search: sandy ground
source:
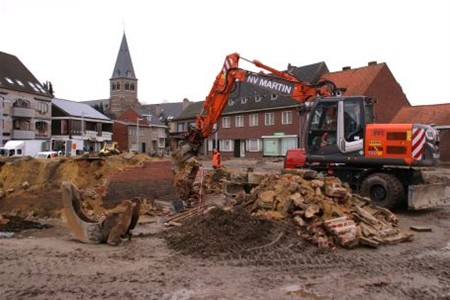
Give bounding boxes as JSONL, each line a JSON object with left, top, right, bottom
{"left": 0, "top": 158, "right": 449, "bottom": 300}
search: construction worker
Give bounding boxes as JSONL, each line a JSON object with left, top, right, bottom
{"left": 212, "top": 148, "right": 222, "bottom": 169}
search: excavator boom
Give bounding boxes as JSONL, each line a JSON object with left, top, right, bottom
{"left": 173, "top": 53, "right": 338, "bottom": 165}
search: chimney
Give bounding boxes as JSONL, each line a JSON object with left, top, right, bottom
{"left": 342, "top": 66, "right": 351, "bottom": 71}
{"left": 182, "top": 98, "right": 191, "bottom": 109}
{"left": 368, "top": 61, "right": 377, "bottom": 66}
{"left": 155, "top": 104, "right": 163, "bottom": 116}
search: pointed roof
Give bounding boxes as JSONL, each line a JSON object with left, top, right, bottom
{"left": 0, "top": 51, "right": 53, "bottom": 97}
{"left": 111, "top": 33, "right": 136, "bottom": 80}
{"left": 320, "top": 63, "right": 385, "bottom": 95}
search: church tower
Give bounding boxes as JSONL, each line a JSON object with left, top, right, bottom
{"left": 109, "top": 32, "right": 138, "bottom": 114}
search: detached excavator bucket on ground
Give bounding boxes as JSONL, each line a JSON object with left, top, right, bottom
{"left": 61, "top": 182, "right": 140, "bottom": 246}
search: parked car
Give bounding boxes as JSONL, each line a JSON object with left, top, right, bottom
{"left": 34, "top": 151, "right": 59, "bottom": 159}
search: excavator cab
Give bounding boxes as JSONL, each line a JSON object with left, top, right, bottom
{"left": 306, "top": 96, "right": 374, "bottom": 161}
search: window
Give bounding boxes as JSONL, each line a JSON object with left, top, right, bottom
{"left": 255, "top": 96, "right": 262, "bottom": 102}
{"left": 222, "top": 117, "right": 231, "bottom": 128}
{"left": 344, "top": 99, "right": 363, "bottom": 142}
{"left": 282, "top": 111, "right": 292, "bottom": 125}
{"left": 241, "top": 98, "right": 248, "bottom": 104}
{"left": 177, "top": 123, "right": 185, "bottom": 132}
{"left": 5, "top": 77, "right": 14, "bottom": 84}
{"left": 37, "top": 102, "right": 49, "bottom": 114}
{"left": 158, "top": 138, "right": 165, "bottom": 147}
{"left": 235, "top": 115, "right": 244, "bottom": 127}
{"left": 27, "top": 81, "right": 39, "bottom": 92}
{"left": 265, "top": 113, "right": 274, "bottom": 126}
{"left": 125, "top": 82, "right": 130, "bottom": 90}
{"left": 220, "top": 139, "right": 233, "bottom": 151}
{"left": 249, "top": 114, "right": 259, "bottom": 127}
{"left": 270, "top": 93, "right": 278, "bottom": 100}
{"left": 130, "top": 83, "right": 135, "bottom": 90}
{"left": 247, "top": 139, "right": 261, "bottom": 152}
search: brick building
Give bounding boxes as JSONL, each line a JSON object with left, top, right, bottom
{"left": 321, "top": 62, "right": 410, "bottom": 123}
{"left": 391, "top": 103, "right": 450, "bottom": 161}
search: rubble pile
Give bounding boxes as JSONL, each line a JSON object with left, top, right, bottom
{"left": 236, "top": 170, "right": 414, "bottom": 249}
{"left": 173, "top": 157, "right": 201, "bottom": 202}
{"left": 201, "top": 168, "right": 232, "bottom": 194}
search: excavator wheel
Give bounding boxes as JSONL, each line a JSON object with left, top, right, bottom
{"left": 360, "top": 173, "right": 404, "bottom": 209}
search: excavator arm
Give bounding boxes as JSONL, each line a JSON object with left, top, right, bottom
{"left": 173, "top": 52, "right": 338, "bottom": 165}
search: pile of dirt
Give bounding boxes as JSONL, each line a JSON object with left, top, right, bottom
{"left": 0, "top": 154, "right": 162, "bottom": 217}
{"left": 164, "top": 207, "right": 278, "bottom": 258}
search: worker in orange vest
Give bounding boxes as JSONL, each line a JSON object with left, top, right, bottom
{"left": 212, "top": 148, "right": 222, "bottom": 169}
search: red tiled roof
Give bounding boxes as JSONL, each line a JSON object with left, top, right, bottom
{"left": 391, "top": 104, "right": 450, "bottom": 125}
{"left": 321, "top": 63, "right": 385, "bottom": 95}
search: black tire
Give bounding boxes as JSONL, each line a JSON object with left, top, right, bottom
{"left": 360, "top": 173, "right": 404, "bottom": 209}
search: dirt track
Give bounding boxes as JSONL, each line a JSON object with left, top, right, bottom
{"left": 0, "top": 206, "right": 449, "bottom": 300}
{"left": 0, "top": 158, "right": 449, "bottom": 299}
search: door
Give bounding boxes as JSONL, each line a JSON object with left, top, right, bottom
{"left": 338, "top": 97, "right": 365, "bottom": 154}
{"left": 234, "top": 139, "right": 241, "bottom": 157}
{"left": 240, "top": 140, "right": 245, "bottom": 157}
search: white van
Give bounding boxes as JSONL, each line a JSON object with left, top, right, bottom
{"left": 34, "top": 151, "right": 59, "bottom": 159}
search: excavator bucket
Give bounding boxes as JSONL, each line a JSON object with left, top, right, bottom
{"left": 61, "top": 181, "right": 140, "bottom": 245}
{"left": 408, "top": 183, "right": 450, "bottom": 210}
{"left": 171, "top": 143, "right": 196, "bottom": 170}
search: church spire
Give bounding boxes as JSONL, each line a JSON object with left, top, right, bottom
{"left": 111, "top": 32, "right": 136, "bottom": 80}
{"left": 109, "top": 32, "right": 139, "bottom": 114}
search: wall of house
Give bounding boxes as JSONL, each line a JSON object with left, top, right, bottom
{"left": 113, "top": 122, "right": 129, "bottom": 151}
{"left": 439, "top": 129, "right": 450, "bottom": 162}
{"left": 212, "top": 107, "right": 301, "bottom": 158}
{"left": 366, "top": 66, "right": 410, "bottom": 123}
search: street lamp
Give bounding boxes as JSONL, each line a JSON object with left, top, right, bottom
{"left": 136, "top": 118, "right": 143, "bottom": 153}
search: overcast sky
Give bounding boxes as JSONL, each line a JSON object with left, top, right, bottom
{"left": 1, "top": 0, "right": 449, "bottom": 106}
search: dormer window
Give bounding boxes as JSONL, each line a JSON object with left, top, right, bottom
{"left": 241, "top": 97, "right": 248, "bottom": 104}
{"left": 5, "top": 77, "right": 14, "bottom": 84}
{"left": 271, "top": 93, "right": 278, "bottom": 100}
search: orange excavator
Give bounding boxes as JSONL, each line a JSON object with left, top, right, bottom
{"left": 173, "top": 53, "right": 448, "bottom": 210}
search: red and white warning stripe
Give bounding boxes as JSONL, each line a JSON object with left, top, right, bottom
{"left": 412, "top": 127, "right": 425, "bottom": 160}
{"left": 222, "top": 57, "right": 234, "bottom": 74}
